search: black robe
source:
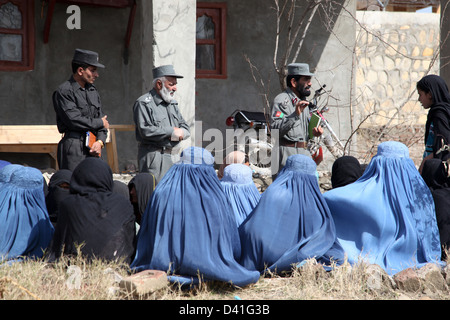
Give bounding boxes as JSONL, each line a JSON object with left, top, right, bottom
{"left": 127, "top": 173, "right": 156, "bottom": 225}
{"left": 45, "top": 169, "right": 72, "bottom": 227}
{"left": 419, "top": 75, "right": 450, "bottom": 160}
{"left": 50, "top": 158, "right": 136, "bottom": 263}
{"left": 421, "top": 158, "right": 450, "bottom": 259}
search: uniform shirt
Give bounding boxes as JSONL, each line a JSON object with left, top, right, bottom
{"left": 270, "top": 87, "right": 310, "bottom": 142}
{"left": 133, "top": 88, "right": 190, "bottom": 148}
{"left": 52, "top": 76, "right": 107, "bottom": 143}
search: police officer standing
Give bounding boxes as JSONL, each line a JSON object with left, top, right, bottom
{"left": 270, "top": 63, "right": 323, "bottom": 177}
{"left": 52, "top": 48, "right": 109, "bottom": 172}
{"left": 133, "top": 65, "right": 190, "bottom": 183}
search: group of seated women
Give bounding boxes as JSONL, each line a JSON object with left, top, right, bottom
{"left": 0, "top": 140, "right": 447, "bottom": 287}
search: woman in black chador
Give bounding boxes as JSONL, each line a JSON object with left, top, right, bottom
{"left": 50, "top": 158, "right": 136, "bottom": 263}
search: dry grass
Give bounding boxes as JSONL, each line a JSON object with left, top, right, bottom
{"left": 1, "top": 254, "right": 448, "bottom": 301}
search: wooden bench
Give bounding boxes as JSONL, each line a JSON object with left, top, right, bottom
{"left": 0, "top": 124, "right": 135, "bottom": 173}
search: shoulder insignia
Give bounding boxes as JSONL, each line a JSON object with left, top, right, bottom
{"left": 273, "top": 110, "right": 284, "bottom": 118}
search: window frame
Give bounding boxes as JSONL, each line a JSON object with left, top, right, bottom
{"left": 0, "top": 0, "right": 35, "bottom": 71}
{"left": 196, "top": 2, "right": 227, "bottom": 79}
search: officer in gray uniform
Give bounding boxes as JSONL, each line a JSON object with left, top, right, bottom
{"left": 53, "top": 48, "right": 109, "bottom": 172}
{"left": 133, "top": 65, "right": 190, "bottom": 183}
{"left": 270, "top": 63, "right": 323, "bottom": 177}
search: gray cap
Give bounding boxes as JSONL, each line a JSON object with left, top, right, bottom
{"left": 152, "top": 64, "right": 183, "bottom": 79}
{"left": 287, "top": 63, "right": 314, "bottom": 77}
{"left": 72, "top": 49, "right": 105, "bottom": 68}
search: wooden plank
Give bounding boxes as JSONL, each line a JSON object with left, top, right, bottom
{"left": 0, "top": 124, "right": 134, "bottom": 173}
{"left": 0, "top": 125, "right": 61, "bottom": 144}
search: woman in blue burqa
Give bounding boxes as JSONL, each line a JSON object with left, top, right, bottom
{"left": 323, "top": 141, "right": 443, "bottom": 275}
{"left": 130, "top": 147, "right": 260, "bottom": 287}
{"left": 0, "top": 164, "right": 54, "bottom": 262}
{"left": 238, "top": 154, "right": 345, "bottom": 273}
{"left": 220, "top": 163, "right": 261, "bottom": 226}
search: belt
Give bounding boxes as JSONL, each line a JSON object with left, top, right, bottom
{"left": 63, "top": 131, "right": 85, "bottom": 139}
{"left": 280, "top": 138, "right": 306, "bottom": 148}
{"left": 160, "top": 147, "right": 173, "bottom": 154}
{"left": 139, "top": 143, "right": 173, "bottom": 154}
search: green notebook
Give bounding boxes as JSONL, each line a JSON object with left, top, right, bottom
{"left": 308, "top": 113, "right": 322, "bottom": 139}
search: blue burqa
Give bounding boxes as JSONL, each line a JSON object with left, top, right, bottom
{"left": 323, "top": 141, "right": 443, "bottom": 275}
{"left": 220, "top": 164, "right": 261, "bottom": 226}
{"left": 238, "top": 154, "right": 345, "bottom": 273}
{"left": 0, "top": 165, "right": 54, "bottom": 261}
{"left": 130, "top": 147, "right": 260, "bottom": 287}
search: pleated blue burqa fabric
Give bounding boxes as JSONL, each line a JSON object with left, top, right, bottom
{"left": 0, "top": 165, "right": 54, "bottom": 261}
{"left": 323, "top": 141, "right": 443, "bottom": 275}
{"left": 238, "top": 154, "right": 345, "bottom": 273}
{"left": 130, "top": 147, "right": 260, "bottom": 287}
{"left": 220, "top": 163, "right": 261, "bottom": 226}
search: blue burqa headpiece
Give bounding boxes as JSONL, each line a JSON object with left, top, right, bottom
{"left": 323, "top": 141, "right": 443, "bottom": 275}
{"left": 0, "top": 165, "right": 54, "bottom": 262}
{"left": 0, "top": 160, "right": 11, "bottom": 171}
{"left": 220, "top": 163, "right": 261, "bottom": 226}
{"left": 238, "top": 154, "right": 345, "bottom": 273}
{"left": 130, "top": 147, "right": 260, "bottom": 287}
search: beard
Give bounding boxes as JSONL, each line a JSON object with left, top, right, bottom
{"left": 160, "top": 85, "right": 175, "bottom": 103}
{"left": 298, "top": 86, "right": 311, "bottom": 98}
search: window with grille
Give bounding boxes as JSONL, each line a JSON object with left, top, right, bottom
{"left": 0, "top": 0, "right": 34, "bottom": 71}
{"left": 196, "top": 2, "right": 226, "bottom": 79}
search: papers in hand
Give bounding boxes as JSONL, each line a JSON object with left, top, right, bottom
{"left": 86, "top": 131, "right": 101, "bottom": 156}
{"left": 308, "top": 113, "right": 322, "bottom": 139}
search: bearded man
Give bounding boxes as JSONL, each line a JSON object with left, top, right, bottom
{"left": 133, "top": 65, "right": 190, "bottom": 183}
{"left": 270, "top": 63, "right": 324, "bottom": 178}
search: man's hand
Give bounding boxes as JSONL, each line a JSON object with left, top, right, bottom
{"left": 172, "top": 127, "right": 184, "bottom": 141}
{"left": 312, "top": 126, "right": 324, "bottom": 137}
{"left": 295, "top": 100, "right": 309, "bottom": 116}
{"left": 102, "top": 115, "right": 110, "bottom": 129}
{"left": 89, "top": 141, "right": 103, "bottom": 157}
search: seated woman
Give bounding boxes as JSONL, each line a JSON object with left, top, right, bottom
{"left": 127, "top": 172, "right": 156, "bottom": 225}
{"left": 238, "top": 154, "right": 345, "bottom": 274}
{"left": 49, "top": 158, "right": 136, "bottom": 264}
{"left": 217, "top": 150, "right": 249, "bottom": 179}
{"left": 220, "top": 163, "right": 261, "bottom": 226}
{"left": 0, "top": 164, "right": 54, "bottom": 262}
{"left": 131, "top": 147, "right": 260, "bottom": 287}
{"left": 324, "top": 141, "right": 442, "bottom": 275}
{"left": 331, "top": 155, "right": 364, "bottom": 189}
{"left": 45, "top": 169, "right": 72, "bottom": 228}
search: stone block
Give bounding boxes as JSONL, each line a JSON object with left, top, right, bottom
{"left": 393, "top": 268, "right": 421, "bottom": 292}
{"left": 416, "top": 263, "right": 448, "bottom": 293}
{"left": 119, "top": 270, "right": 168, "bottom": 297}
{"left": 365, "top": 264, "right": 396, "bottom": 293}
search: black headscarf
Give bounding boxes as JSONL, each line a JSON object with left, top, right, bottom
{"left": 45, "top": 169, "right": 72, "bottom": 227}
{"left": 331, "top": 156, "right": 364, "bottom": 189}
{"left": 50, "top": 158, "right": 136, "bottom": 263}
{"left": 128, "top": 173, "right": 156, "bottom": 224}
{"left": 417, "top": 75, "right": 450, "bottom": 157}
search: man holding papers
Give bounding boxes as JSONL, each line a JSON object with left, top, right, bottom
{"left": 270, "top": 63, "right": 324, "bottom": 178}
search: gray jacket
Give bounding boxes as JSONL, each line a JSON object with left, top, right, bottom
{"left": 270, "top": 87, "right": 310, "bottom": 142}
{"left": 133, "top": 88, "right": 190, "bottom": 149}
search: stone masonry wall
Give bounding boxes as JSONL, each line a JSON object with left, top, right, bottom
{"left": 353, "top": 11, "right": 440, "bottom": 166}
